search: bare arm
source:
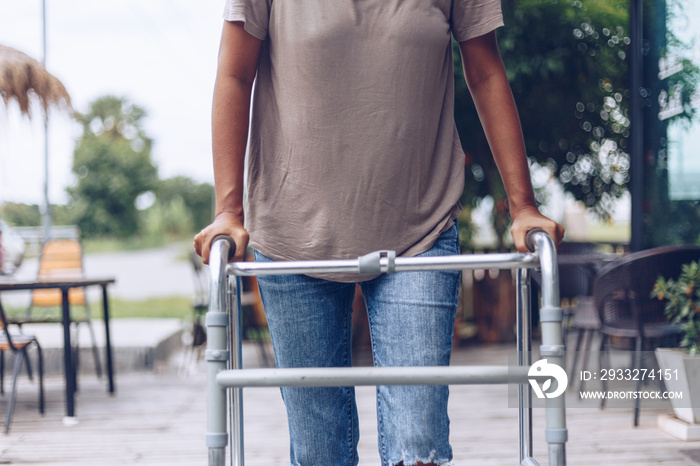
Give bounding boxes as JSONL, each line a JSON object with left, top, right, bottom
{"left": 458, "top": 31, "right": 564, "bottom": 251}
{"left": 194, "top": 21, "right": 262, "bottom": 263}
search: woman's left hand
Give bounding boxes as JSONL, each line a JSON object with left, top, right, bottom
{"left": 509, "top": 206, "right": 565, "bottom": 253}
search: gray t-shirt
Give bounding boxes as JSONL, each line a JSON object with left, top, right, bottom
{"left": 223, "top": 0, "right": 503, "bottom": 282}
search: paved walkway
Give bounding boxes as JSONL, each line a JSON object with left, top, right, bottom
{"left": 1, "top": 343, "right": 698, "bottom": 465}
{"left": 17, "top": 319, "right": 185, "bottom": 376}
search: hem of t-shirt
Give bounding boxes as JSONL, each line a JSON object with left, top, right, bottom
{"left": 248, "top": 239, "right": 381, "bottom": 283}
{"left": 452, "top": 16, "right": 504, "bottom": 43}
{"left": 223, "top": 6, "right": 267, "bottom": 41}
{"left": 399, "top": 202, "right": 462, "bottom": 259}
{"left": 248, "top": 202, "right": 462, "bottom": 284}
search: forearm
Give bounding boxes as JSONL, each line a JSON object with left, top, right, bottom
{"left": 459, "top": 32, "right": 564, "bottom": 250}
{"left": 468, "top": 71, "right": 537, "bottom": 214}
{"left": 193, "top": 21, "right": 261, "bottom": 263}
{"left": 210, "top": 20, "right": 262, "bottom": 219}
{"left": 211, "top": 74, "right": 252, "bottom": 218}
{"left": 459, "top": 32, "right": 537, "bottom": 214}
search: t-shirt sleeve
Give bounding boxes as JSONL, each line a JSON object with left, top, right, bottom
{"left": 223, "top": 0, "right": 270, "bottom": 41}
{"left": 451, "top": 0, "right": 504, "bottom": 43}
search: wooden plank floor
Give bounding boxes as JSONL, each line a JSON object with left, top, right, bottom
{"left": 1, "top": 343, "right": 698, "bottom": 465}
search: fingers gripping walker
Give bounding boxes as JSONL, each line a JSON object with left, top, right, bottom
{"left": 206, "top": 231, "right": 567, "bottom": 466}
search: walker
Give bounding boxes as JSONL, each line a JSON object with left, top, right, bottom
{"left": 205, "top": 230, "right": 567, "bottom": 466}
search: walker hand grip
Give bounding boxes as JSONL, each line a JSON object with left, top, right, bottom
{"left": 525, "top": 228, "right": 548, "bottom": 253}
{"left": 212, "top": 235, "right": 236, "bottom": 261}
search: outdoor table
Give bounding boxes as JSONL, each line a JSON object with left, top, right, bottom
{"left": 0, "top": 276, "right": 116, "bottom": 421}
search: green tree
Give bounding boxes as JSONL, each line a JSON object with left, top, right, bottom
{"left": 136, "top": 176, "right": 214, "bottom": 241}
{"left": 0, "top": 202, "right": 41, "bottom": 227}
{"left": 68, "top": 96, "right": 157, "bottom": 237}
{"left": 154, "top": 176, "right": 214, "bottom": 232}
{"left": 0, "top": 202, "right": 77, "bottom": 228}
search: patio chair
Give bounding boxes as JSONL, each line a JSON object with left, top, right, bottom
{"left": 20, "top": 238, "right": 102, "bottom": 378}
{"left": 593, "top": 244, "right": 700, "bottom": 426}
{"left": 559, "top": 254, "right": 599, "bottom": 333}
{"left": 182, "top": 251, "right": 210, "bottom": 367}
{"left": 567, "top": 295, "right": 600, "bottom": 392}
{"left": 532, "top": 242, "right": 604, "bottom": 387}
{"left": 556, "top": 243, "right": 609, "bottom": 389}
{"left": 0, "top": 300, "right": 45, "bottom": 434}
{"left": 185, "top": 251, "right": 271, "bottom": 368}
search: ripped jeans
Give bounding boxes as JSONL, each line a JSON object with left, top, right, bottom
{"left": 254, "top": 222, "right": 460, "bottom": 466}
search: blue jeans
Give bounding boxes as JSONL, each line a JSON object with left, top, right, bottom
{"left": 254, "top": 222, "right": 460, "bottom": 466}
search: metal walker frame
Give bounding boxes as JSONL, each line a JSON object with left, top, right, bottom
{"left": 206, "top": 231, "right": 567, "bottom": 466}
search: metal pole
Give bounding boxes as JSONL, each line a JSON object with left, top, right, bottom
{"left": 227, "top": 252, "right": 539, "bottom": 277}
{"left": 41, "top": 0, "right": 51, "bottom": 243}
{"left": 207, "top": 239, "right": 232, "bottom": 466}
{"left": 228, "top": 276, "right": 244, "bottom": 466}
{"left": 530, "top": 232, "right": 567, "bottom": 466}
{"left": 516, "top": 268, "right": 535, "bottom": 464}
{"left": 629, "top": 0, "right": 644, "bottom": 252}
{"left": 217, "top": 366, "right": 531, "bottom": 388}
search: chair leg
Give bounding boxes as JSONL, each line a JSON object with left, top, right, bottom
{"left": 21, "top": 350, "right": 34, "bottom": 382}
{"left": 35, "top": 342, "right": 45, "bottom": 415}
{"left": 568, "top": 328, "right": 584, "bottom": 391}
{"left": 65, "top": 305, "right": 103, "bottom": 382}
{"left": 86, "top": 321, "right": 103, "bottom": 378}
{"left": 5, "top": 352, "right": 24, "bottom": 434}
{"left": 82, "top": 302, "right": 104, "bottom": 378}
{"left": 15, "top": 322, "right": 34, "bottom": 381}
{"left": 0, "top": 350, "right": 4, "bottom": 395}
{"left": 85, "top": 297, "right": 102, "bottom": 379}
{"left": 599, "top": 334, "right": 608, "bottom": 409}
{"left": 579, "top": 329, "right": 595, "bottom": 393}
{"left": 633, "top": 337, "right": 643, "bottom": 427}
{"left": 562, "top": 307, "right": 574, "bottom": 346}
{"left": 71, "top": 323, "right": 81, "bottom": 393}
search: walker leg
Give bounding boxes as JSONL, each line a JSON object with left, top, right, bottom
{"left": 228, "top": 277, "right": 245, "bottom": 466}
{"left": 206, "top": 238, "right": 235, "bottom": 466}
{"left": 549, "top": 444, "right": 566, "bottom": 466}
{"left": 516, "top": 268, "right": 534, "bottom": 464}
{"left": 532, "top": 233, "right": 568, "bottom": 466}
{"left": 209, "top": 448, "right": 226, "bottom": 466}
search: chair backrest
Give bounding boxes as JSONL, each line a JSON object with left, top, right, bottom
{"left": 553, "top": 242, "right": 608, "bottom": 303}
{"left": 31, "top": 238, "right": 86, "bottom": 307}
{"left": 558, "top": 262, "right": 598, "bottom": 302}
{"left": 558, "top": 242, "right": 600, "bottom": 255}
{"left": 593, "top": 245, "right": 700, "bottom": 331}
{"left": 189, "top": 251, "right": 209, "bottom": 308}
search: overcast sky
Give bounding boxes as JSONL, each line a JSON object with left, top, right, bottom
{"left": 0, "top": 0, "right": 226, "bottom": 205}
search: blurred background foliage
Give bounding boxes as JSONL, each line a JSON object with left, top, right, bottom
{"left": 456, "top": 0, "right": 633, "bottom": 249}
{"left": 69, "top": 96, "right": 158, "bottom": 238}
{"left": 0, "top": 95, "right": 213, "bottom": 247}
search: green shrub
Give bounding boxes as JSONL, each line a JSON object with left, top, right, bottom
{"left": 652, "top": 260, "right": 700, "bottom": 353}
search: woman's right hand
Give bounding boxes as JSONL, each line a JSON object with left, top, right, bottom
{"left": 193, "top": 211, "right": 250, "bottom": 264}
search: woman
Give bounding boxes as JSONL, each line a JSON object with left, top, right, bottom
{"left": 194, "top": 1, "right": 564, "bottom": 465}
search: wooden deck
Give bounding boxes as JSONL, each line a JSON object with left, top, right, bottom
{"left": 1, "top": 342, "right": 699, "bottom": 465}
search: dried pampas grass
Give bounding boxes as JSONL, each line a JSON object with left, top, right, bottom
{"left": 0, "top": 44, "right": 72, "bottom": 118}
